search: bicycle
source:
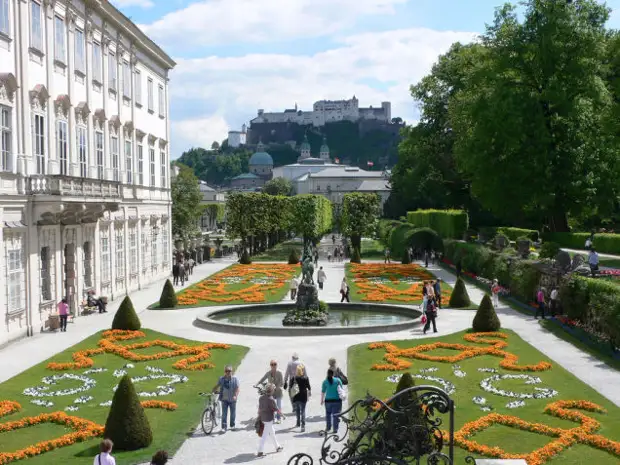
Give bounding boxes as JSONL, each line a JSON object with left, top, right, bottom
{"left": 199, "top": 392, "right": 221, "bottom": 435}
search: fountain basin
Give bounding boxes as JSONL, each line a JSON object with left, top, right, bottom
{"left": 194, "top": 303, "right": 421, "bottom": 336}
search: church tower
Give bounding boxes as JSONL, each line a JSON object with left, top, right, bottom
{"left": 298, "top": 134, "right": 311, "bottom": 161}
{"left": 319, "top": 136, "right": 330, "bottom": 160}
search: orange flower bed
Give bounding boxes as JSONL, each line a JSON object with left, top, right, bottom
{"left": 176, "top": 264, "right": 299, "bottom": 305}
{"left": 0, "top": 410, "right": 104, "bottom": 464}
{"left": 47, "top": 329, "right": 230, "bottom": 371}
{"left": 141, "top": 400, "right": 178, "bottom": 411}
{"left": 348, "top": 263, "right": 451, "bottom": 302}
{"left": 449, "top": 399, "right": 620, "bottom": 465}
{"left": 369, "top": 332, "right": 552, "bottom": 372}
{"left": 0, "top": 401, "right": 20, "bottom": 418}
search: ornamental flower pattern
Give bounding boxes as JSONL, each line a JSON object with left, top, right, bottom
{"left": 46, "top": 329, "right": 231, "bottom": 371}
{"left": 348, "top": 263, "right": 452, "bottom": 303}
{"left": 176, "top": 264, "right": 299, "bottom": 305}
{"left": 480, "top": 374, "right": 558, "bottom": 400}
{"left": 23, "top": 374, "right": 96, "bottom": 398}
{"left": 369, "top": 332, "right": 552, "bottom": 372}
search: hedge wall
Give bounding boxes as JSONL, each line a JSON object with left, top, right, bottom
{"left": 443, "top": 240, "right": 540, "bottom": 302}
{"left": 543, "top": 232, "right": 620, "bottom": 255}
{"left": 560, "top": 275, "right": 620, "bottom": 347}
{"left": 380, "top": 220, "right": 443, "bottom": 259}
{"left": 497, "top": 227, "right": 539, "bottom": 242}
{"left": 406, "top": 209, "right": 469, "bottom": 239}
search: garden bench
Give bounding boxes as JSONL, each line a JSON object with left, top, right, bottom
{"left": 80, "top": 300, "right": 98, "bottom": 316}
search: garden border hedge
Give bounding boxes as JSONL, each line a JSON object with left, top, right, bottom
{"left": 543, "top": 232, "right": 620, "bottom": 255}
{"left": 406, "top": 209, "right": 468, "bottom": 239}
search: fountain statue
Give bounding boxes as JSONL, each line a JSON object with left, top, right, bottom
{"left": 283, "top": 242, "right": 328, "bottom": 326}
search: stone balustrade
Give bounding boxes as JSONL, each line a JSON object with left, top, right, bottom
{"left": 26, "top": 175, "right": 122, "bottom": 198}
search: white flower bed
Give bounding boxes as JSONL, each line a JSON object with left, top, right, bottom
{"left": 113, "top": 369, "right": 128, "bottom": 378}
{"left": 385, "top": 369, "right": 456, "bottom": 395}
{"left": 99, "top": 400, "right": 112, "bottom": 407}
{"left": 506, "top": 400, "right": 526, "bottom": 409}
{"left": 478, "top": 368, "right": 498, "bottom": 373}
{"left": 111, "top": 365, "right": 188, "bottom": 397}
{"left": 480, "top": 374, "right": 558, "bottom": 400}
{"left": 64, "top": 405, "right": 79, "bottom": 412}
{"left": 74, "top": 395, "right": 93, "bottom": 404}
{"left": 30, "top": 399, "right": 54, "bottom": 407}
{"left": 23, "top": 373, "right": 96, "bottom": 398}
{"left": 419, "top": 367, "right": 438, "bottom": 374}
{"left": 472, "top": 396, "right": 487, "bottom": 405}
{"left": 452, "top": 365, "right": 466, "bottom": 378}
{"left": 84, "top": 368, "right": 108, "bottom": 374}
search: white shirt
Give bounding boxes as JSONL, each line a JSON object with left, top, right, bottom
{"left": 285, "top": 359, "right": 308, "bottom": 384}
{"left": 550, "top": 289, "right": 558, "bottom": 300}
{"left": 585, "top": 239, "right": 592, "bottom": 247}
{"left": 290, "top": 278, "right": 299, "bottom": 289}
{"left": 94, "top": 453, "right": 116, "bottom": 465}
{"left": 317, "top": 270, "right": 327, "bottom": 283}
{"left": 341, "top": 281, "right": 348, "bottom": 292}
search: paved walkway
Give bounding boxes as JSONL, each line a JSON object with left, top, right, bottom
{"left": 2, "top": 249, "right": 620, "bottom": 464}
{"left": 562, "top": 247, "right": 620, "bottom": 260}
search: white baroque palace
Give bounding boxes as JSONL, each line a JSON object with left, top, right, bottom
{"left": 0, "top": 0, "right": 175, "bottom": 345}
{"left": 249, "top": 96, "right": 392, "bottom": 127}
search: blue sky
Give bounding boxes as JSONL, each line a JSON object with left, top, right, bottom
{"left": 111, "top": 0, "right": 620, "bottom": 157}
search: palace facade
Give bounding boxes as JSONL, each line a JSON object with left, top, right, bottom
{"left": 0, "top": 0, "right": 175, "bottom": 345}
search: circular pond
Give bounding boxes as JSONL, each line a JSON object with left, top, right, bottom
{"left": 194, "top": 303, "right": 421, "bottom": 336}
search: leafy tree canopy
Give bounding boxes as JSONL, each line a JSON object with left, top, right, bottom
{"left": 341, "top": 192, "right": 381, "bottom": 250}
{"left": 263, "top": 177, "right": 293, "bottom": 196}
{"left": 171, "top": 164, "right": 203, "bottom": 241}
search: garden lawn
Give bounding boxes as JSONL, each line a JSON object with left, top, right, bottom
{"left": 348, "top": 329, "right": 620, "bottom": 465}
{"left": 253, "top": 239, "right": 303, "bottom": 262}
{"left": 151, "top": 263, "right": 300, "bottom": 309}
{"left": 360, "top": 238, "right": 384, "bottom": 259}
{"left": 0, "top": 329, "right": 248, "bottom": 465}
{"left": 345, "top": 263, "right": 453, "bottom": 305}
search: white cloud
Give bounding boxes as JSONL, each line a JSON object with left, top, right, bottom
{"left": 141, "top": 0, "right": 407, "bottom": 47}
{"left": 111, "top": 0, "right": 154, "bottom": 8}
{"left": 169, "top": 27, "right": 477, "bottom": 154}
{"left": 172, "top": 115, "right": 230, "bottom": 151}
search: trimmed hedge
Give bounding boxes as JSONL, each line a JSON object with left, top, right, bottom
{"left": 159, "top": 279, "right": 177, "bottom": 309}
{"left": 473, "top": 294, "right": 501, "bottom": 332}
{"left": 443, "top": 241, "right": 539, "bottom": 303}
{"left": 406, "top": 209, "right": 469, "bottom": 239}
{"left": 449, "top": 278, "right": 471, "bottom": 308}
{"left": 112, "top": 296, "right": 141, "bottom": 330}
{"left": 560, "top": 275, "right": 620, "bottom": 347}
{"left": 497, "top": 227, "right": 539, "bottom": 242}
{"left": 382, "top": 220, "right": 442, "bottom": 259}
{"left": 288, "top": 249, "right": 300, "bottom": 264}
{"left": 543, "top": 232, "right": 620, "bottom": 255}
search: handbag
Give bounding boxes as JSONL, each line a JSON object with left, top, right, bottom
{"left": 290, "top": 379, "right": 300, "bottom": 398}
{"left": 421, "top": 314, "right": 427, "bottom": 324}
{"left": 337, "top": 383, "right": 347, "bottom": 401}
{"left": 255, "top": 417, "right": 264, "bottom": 437}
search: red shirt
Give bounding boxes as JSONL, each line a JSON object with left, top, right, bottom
{"left": 536, "top": 291, "right": 544, "bottom": 303}
{"left": 58, "top": 301, "right": 69, "bottom": 316}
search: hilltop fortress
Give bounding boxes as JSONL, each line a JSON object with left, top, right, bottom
{"left": 249, "top": 96, "right": 392, "bottom": 127}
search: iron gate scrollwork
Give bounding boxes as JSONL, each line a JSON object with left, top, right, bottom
{"left": 287, "top": 385, "right": 455, "bottom": 465}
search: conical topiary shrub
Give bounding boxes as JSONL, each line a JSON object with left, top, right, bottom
{"left": 239, "top": 249, "right": 252, "bottom": 264}
{"left": 401, "top": 251, "right": 411, "bottom": 264}
{"left": 104, "top": 375, "right": 153, "bottom": 450}
{"left": 111, "top": 296, "right": 141, "bottom": 330}
{"left": 159, "top": 279, "right": 177, "bottom": 309}
{"left": 288, "top": 249, "right": 300, "bottom": 264}
{"left": 472, "top": 294, "right": 501, "bottom": 332}
{"left": 449, "top": 277, "right": 471, "bottom": 308}
{"left": 350, "top": 247, "right": 361, "bottom": 264}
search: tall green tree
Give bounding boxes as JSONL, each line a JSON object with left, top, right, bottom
{"left": 171, "top": 164, "right": 203, "bottom": 241}
{"left": 450, "top": 0, "right": 619, "bottom": 231}
{"left": 263, "top": 177, "right": 293, "bottom": 196}
{"left": 341, "top": 193, "right": 381, "bottom": 252}
{"left": 386, "top": 43, "right": 486, "bottom": 221}
{"left": 289, "top": 195, "right": 333, "bottom": 245}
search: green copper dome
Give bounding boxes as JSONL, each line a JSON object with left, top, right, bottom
{"left": 320, "top": 137, "right": 329, "bottom": 153}
{"left": 249, "top": 141, "right": 273, "bottom": 165}
{"left": 300, "top": 135, "right": 311, "bottom": 151}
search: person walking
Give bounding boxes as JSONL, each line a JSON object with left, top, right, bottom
{"left": 585, "top": 233, "right": 594, "bottom": 250}
{"left": 535, "top": 287, "right": 546, "bottom": 320}
{"left": 588, "top": 249, "right": 599, "bottom": 277}
{"left": 321, "top": 369, "right": 344, "bottom": 435}
{"left": 291, "top": 364, "right": 311, "bottom": 431}
{"left": 188, "top": 257, "right": 195, "bottom": 275}
{"left": 213, "top": 365, "right": 240, "bottom": 433}
{"left": 284, "top": 353, "right": 307, "bottom": 411}
{"left": 491, "top": 279, "right": 500, "bottom": 308}
{"left": 550, "top": 287, "right": 559, "bottom": 316}
{"left": 340, "top": 278, "right": 350, "bottom": 303}
{"left": 423, "top": 297, "right": 438, "bottom": 334}
{"left": 433, "top": 279, "right": 442, "bottom": 309}
{"left": 384, "top": 247, "right": 391, "bottom": 264}
{"left": 317, "top": 266, "right": 327, "bottom": 290}
{"left": 178, "top": 261, "right": 186, "bottom": 286}
{"left": 58, "top": 298, "right": 69, "bottom": 332}
{"left": 257, "top": 384, "right": 284, "bottom": 457}
{"left": 328, "top": 358, "right": 349, "bottom": 386}
{"left": 93, "top": 439, "right": 115, "bottom": 465}
{"left": 290, "top": 276, "right": 300, "bottom": 300}
{"left": 172, "top": 261, "right": 179, "bottom": 285}
{"left": 424, "top": 250, "right": 429, "bottom": 268}
{"left": 314, "top": 249, "right": 319, "bottom": 266}
{"left": 256, "top": 360, "right": 285, "bottom": 423}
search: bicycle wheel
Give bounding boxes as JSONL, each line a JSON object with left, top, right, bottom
{"left": 202, "top": 407, "right": 215, "bottom": 435}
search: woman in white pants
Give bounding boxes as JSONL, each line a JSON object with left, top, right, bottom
{"left": 257, "top": 384, "right": 283, "bottom": 457}
{"left": 491, "top": 279, "right": 500, "bottom": 308}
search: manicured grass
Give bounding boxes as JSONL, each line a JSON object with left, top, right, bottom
{"left": 0, "top": 329, "right": 248, "bottom": 465}
{"left": 345, "top": 263, "right": 454, "bottom": 306}
{"left": 253, "top": 239, "right": 303, "bottom": 262}
{"left": 348, "top": 329, "right": 620, "bottom": 464}
{"left": 151, "top": 263, "right": 300, "bottom": 309}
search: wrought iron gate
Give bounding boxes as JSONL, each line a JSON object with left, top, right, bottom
{"left": 287, "top": 385, "right": 455, "bottom": 465}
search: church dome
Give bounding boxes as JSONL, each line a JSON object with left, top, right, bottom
{"left": 249, "top": 142, "right": 273, "bottom": 166}
{"left": 300, "top": 135, "right": 311, "bottom": 151}
{"left": 320, "top": 137, "right": 329, "bottom": 153}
